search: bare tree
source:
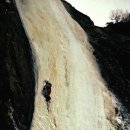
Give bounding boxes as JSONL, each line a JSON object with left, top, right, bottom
{"left": 109, "top": 9, "right": 129, "bottom": 23}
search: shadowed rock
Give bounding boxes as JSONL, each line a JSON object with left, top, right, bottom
{"left": 0, "top": 0, "right": 35, "bottom": 130}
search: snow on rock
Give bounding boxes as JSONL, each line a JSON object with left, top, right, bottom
{"left": 9, "top": 106, "right": 19, "bottom": 130}
{"left": 15, "top": 0, "right": 116, "bottom": 129}
{"left": 111, "top": 93, "right": 130, "bottom": 130}
{"left": 5, "top": 0, "right": 10, "bottom": 3}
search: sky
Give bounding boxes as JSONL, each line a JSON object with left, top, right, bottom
{"left": 66, "top": 0, "right": 130, "bottom": 27}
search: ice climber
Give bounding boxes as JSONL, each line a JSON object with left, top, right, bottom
{"left": 42, "top": 80, "right": 52, "bottom": 102}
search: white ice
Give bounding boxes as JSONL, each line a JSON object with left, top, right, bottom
{"left": 15, "top": 0, "right": 115, "bottom": 129}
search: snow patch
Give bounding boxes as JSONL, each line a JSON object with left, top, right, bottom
{"left": 9, "top": 105, "right": 19, "bottom": 130}
{"left": 5, "top": 0, "right": 11, "bottom": 4}
{"left": 111, "top": 93, "right": 130, "bottom": 130}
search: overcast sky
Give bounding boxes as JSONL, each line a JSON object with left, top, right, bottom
{"left": 66, "top": 0, "right": 130, "bottom": 27}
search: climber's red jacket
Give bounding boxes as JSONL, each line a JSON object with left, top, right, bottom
{"left": 47, "top": 87, "right": 51, "bottom": 95}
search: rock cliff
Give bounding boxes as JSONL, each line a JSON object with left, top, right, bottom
{"left": 0, "top": 0, "right": 35, "bottom": 130}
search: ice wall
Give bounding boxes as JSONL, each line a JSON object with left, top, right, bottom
{"left": 15, "top": 0, "right": 116, "bottom": 129}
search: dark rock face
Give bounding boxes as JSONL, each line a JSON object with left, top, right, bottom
{"left": 62, "top": 0, "right": 130, "bottom": 128}
{"left": 0, "top": 0, "right": 35, "bottom": 130}
{"left": 61, "top": 0, "right": 94, "bottom": 30}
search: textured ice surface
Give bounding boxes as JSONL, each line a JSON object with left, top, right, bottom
{"left": 15, "top": 0, "right": 115, "bottom": 129}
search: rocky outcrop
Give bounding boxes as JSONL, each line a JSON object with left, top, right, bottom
{"left": 61, "top": 0, "right": 94, "bottom": 30}
{"left": 62, "top": 0, "right": 130, "bottom": 129}
{"left": 0, "top": 0, "right": 35, "bottom": 130}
